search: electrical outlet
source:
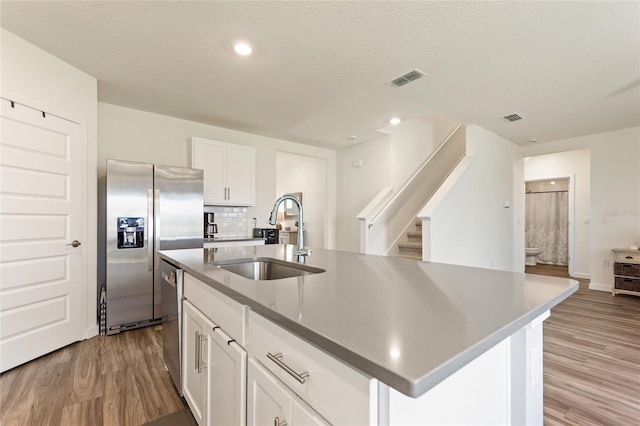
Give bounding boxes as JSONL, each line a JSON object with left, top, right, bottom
{"left": 603, "top": 259, "right": 610, "bottom": 268}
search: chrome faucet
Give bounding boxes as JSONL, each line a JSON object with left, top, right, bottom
{"left": 269, "top": 194, "right": 311, "bottom": 257}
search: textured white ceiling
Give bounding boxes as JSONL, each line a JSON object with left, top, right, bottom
{"left": 1, "top": 1, "right": 638, "bottom": 148}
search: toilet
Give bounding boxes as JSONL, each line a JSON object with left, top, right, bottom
{"left": 525, "top": 248, "right": 541, "bottom": 266}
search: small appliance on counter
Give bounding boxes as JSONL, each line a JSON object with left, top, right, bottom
{"left": 253, "top": 228, "right": 279, "bottom": 244}
{"left": 204, "top": 207, "right": 218, "bottom": 238}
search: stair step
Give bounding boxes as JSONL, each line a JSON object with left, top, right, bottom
{"left": 398, "top": 242, "right": 422, "bottom": 250}
{"left": 415, "top": 219, "right": 422, "bottom": 228}
{"left": 407, "top": 231, "right": 422, "bottom": 242}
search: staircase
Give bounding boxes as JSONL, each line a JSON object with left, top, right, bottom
{"left": 397, "top": 219, "right": 422, "bottom": 260}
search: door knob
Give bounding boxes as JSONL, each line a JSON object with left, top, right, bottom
{"left": 67, "top": 240, "right": 82, "bottom": 247}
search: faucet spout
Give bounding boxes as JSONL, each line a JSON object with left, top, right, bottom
{"left": 269, "top": 194, "right": 310, "bottom": 257}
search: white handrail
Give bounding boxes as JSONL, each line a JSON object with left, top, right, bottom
{"left": 367, "top": 123, "right": 463, "bottom": 227}
{"left": 356, "top": 186, "right": 393, "bottom": 222}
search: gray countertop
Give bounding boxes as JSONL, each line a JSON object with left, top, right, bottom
{"left": 160, "top": 245, "right": 578, "bottom": 398}
{"left": 204, "top": 236, "right": 264, "bottom": 243}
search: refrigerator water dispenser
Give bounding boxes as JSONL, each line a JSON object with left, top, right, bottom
{"left": 117, "top": 217, "right": 145, "bottom": 249}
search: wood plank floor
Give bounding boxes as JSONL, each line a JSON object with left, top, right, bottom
{"left": 527, "top": 264, "right": 640, "bottom": 425}
{"left": 1, "top": 273, "right": 639, "bottom": 425}
{"left": 0, "top": 325, "right": 189, "bottom": 426}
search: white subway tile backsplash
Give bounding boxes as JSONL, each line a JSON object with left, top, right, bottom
{"left": 206, "top": 205, "right": 250, "bottom": 238}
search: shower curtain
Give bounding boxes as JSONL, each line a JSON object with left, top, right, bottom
{"left": 525, "top": 191, "right": 569, "bottom": 265}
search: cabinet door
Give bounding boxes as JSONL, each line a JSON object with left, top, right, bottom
{"left": 183, "top": 300, "right": 212, "bottom": 426}
{"left": 247, "top": 359, "right": 328, "bottom": 426}
{"left": 247, "top": 359, "right": 291, "bottom": 426}
{"left": 208, "top": 328, "right": 247, "bottom": 426}
{"left": 226, "top": 144, "right": 255, "bottom": 205}
{"left": 292, "top": 398, "right": 329, "bottom": 426}
{"left": 192, "top": 138, "right": 226, "bottom": 204}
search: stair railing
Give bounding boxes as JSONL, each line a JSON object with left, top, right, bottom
{"left": 357, "top": 124, "right": 466, "bottom": 255}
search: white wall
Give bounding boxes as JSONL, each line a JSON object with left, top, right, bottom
{"left": 336, "top": 113, "right": 458, "bottom": 253}
{"left": 0, "top": 28, "right": 98, "bottom": 337}
{"left": 276, "top": 153, "right": 328, "bottom": 248}
{"left": 524, "top": 149, "right": 591, "bottom": 278}
{"left": 427, "top": 125, "right": 524, "bottom": 271}
{"left": 336, "top": 137, "right": 391, "bottom": 252}
{"left": 98, "top": 103, "right": 337, "bottom": 247}
{"left": 523, "top": 127, "right": 640, "bottom": 291}
{"left": 384, "top": 113, "right": 459, "bottom": 190}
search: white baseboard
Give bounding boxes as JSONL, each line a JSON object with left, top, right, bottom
{"left": 571, "top": 272, "right": 590, "bottom": 280}
{"left": 588, "top": 282, "right": 610, "bottom": 292}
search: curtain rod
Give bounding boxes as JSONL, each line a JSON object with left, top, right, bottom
{"left": 525, "top": 190, "right": 569, "bottom": 194}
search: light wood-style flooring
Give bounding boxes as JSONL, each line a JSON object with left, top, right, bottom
{"left": 527, "top": 263, "right": 640, "bottom": 425}
{"left": 1, "top": 269, "right": 639, "bottom": 425}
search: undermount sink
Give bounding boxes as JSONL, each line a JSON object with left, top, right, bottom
{"left": 213, "top": 257, "right": 325, "bottom": 281}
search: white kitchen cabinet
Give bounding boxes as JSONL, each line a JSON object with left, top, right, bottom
{"left": 207, "top": 326, "right": 247, "bottom": 426}
{"left": 192, "top": 137, "right": 255, "bottom": 206}
{"left": 183, "top": 300, "right": 213, "bottom": 426}
{"left": 248, "top": 311, "right": 375, "bottom": 425}
{"left": 247, "top": 358, "right": 328, "bottom": 426}
{"left": 184, "top": 274, "right": 248, "bottom": 426}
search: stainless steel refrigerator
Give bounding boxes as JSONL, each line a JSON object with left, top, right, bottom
{"left": 102, "top": 159, "right": 203, "bottom": 335}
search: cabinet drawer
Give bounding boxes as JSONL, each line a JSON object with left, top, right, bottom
{"left": 615, "top": 276, "right": 640, "bottom": 292}
{"left": 614, "top": 262, "right": 640, "bottom": 278}
{"left": 248, "top": 311, "right": 375, "bottom": 426}
{"left": 184, "top": 273, "right": 247, "bottom": 345}
{"left": 614, "top": 252, "right": 640, "bottom": 264}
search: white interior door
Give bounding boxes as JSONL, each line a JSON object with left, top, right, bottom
{"left": 0, "top": 99, "right": 84, "bottom": 372}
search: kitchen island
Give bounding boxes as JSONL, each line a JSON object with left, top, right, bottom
{"left": 161, "top": 245, "right": 577, "bottom": 425}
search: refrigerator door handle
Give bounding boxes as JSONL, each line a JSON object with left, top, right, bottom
{"left": 154, "top": 189, "right": 160, "bottom": 270}
{"left": 147, "top": 189, "right": 154, "bottom": 272}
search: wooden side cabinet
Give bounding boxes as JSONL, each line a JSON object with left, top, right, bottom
{"left": 612, "top": 249, "right": 640, "bottom": 297}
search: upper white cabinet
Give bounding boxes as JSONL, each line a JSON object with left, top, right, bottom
{"left": 191, "top": 137, "right": 255, "bottom": 206}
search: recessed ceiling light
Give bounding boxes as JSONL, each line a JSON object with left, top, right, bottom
{"left": 348, "top": 135, "right": 358, "bottom": 141}
{"left": 527, "top": 138, "right": 538, "bottom": 143}
{"left": 550, "top": 181, "right": 556, "bottom": 185}
{"left": 389, "top": 117, "right": 401, "bottom": 125}
{"left": 234, "top": 42, "right": 252, "bottom": 56}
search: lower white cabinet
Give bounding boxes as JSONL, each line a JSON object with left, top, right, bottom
{"left": 247, "top": 358, "right": 328, "bottom": 426}
{"left": 183, "top": 300, "right": 212, "bottom": 426}
{"left": 208, "top": 326, "right": 247, "bottom": 426}
{"left": 183, "top": 299, "right": 247, "bottom": 426}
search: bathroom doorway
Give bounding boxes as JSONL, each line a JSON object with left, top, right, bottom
{"left": 525, "top": 178, "right": 571, "bottom": 274}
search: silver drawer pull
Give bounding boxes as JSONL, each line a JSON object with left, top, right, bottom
{"left": 267, "top": 352, "right": 309, "bottom": 384}
{"left": 274, "top": 417, "right": 287, "bottom": 426}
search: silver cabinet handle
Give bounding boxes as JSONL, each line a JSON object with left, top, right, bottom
{"left": 67, "top": 240, "right": 82, "bottom": 247}
{"left": 267, "top": 352, "right": 309, "bottom": 384}
{"left": 274, "top": 417, "right": 287, "bottom": 426}
{"left": 228, "top": 187, "right": 231, "bottom": 200}
{"left": 196, "top": 331, "right": 207, "bottom": 374}
{"left": 195, "top": 330, "right": 200, "bottom": 371}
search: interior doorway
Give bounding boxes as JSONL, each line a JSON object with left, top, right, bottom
{"left": 275, "top": 151, "right": 328, "bottom": 249}
{"left": 525, "top": 178, "right": 571, "bottom": 272}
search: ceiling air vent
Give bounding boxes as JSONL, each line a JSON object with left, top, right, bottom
{"left": 503, "top": 113, "right": 523, "bottom": 122}
{"left": 387, "top": 69, "right": 427, "bottom": 88}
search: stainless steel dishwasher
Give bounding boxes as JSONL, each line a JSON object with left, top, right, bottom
{"left": 161, "top": 259, "right": 183, "bottom": 395}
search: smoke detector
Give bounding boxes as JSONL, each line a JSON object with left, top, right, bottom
{"left": 387, "top": 69, "right": 427, "bottom": 88}
{"left": 503, "top": 113, "right": 523, "bottom": 122}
